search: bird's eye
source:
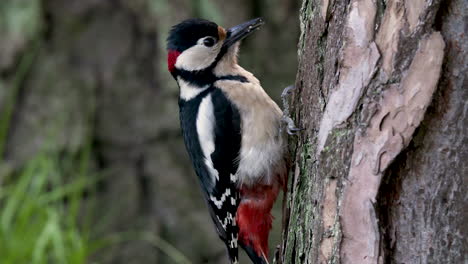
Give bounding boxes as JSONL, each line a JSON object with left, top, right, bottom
{"left": 203, "top": 37, "right": 216, "bottom": 47}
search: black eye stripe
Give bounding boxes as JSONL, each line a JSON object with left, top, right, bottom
{"left": 203, "top": 37, "right": 216, "bottom": 47}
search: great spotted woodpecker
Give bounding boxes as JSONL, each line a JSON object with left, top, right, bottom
{"left": 167, "top": 18, "right": 298, "bottom": 264}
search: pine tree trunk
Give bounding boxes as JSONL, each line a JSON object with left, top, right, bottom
{"left": 281, "top": 0, "right": 466, "bottom": 263}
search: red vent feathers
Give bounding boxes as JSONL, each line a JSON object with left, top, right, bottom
{"left": 237, "top": 184, "right": 279, "bottom": 257}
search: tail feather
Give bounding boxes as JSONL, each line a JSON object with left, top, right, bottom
{"left": 261, "top": 250, "right": 271, "bottom": 264}
{"left": 242, "top": 244, "right": 269, "bottom": 264}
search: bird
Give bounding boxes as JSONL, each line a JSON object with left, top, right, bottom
{"left": 166, "top": 17, "right": 299, "bottom": 264}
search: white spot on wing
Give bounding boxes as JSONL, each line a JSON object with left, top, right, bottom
{"left": 196, "top": 94, "right": 219, "bottom": 182}
{"left": 227, "top": 212, "right": 234, "bottom": 223}
{"left": 210, "top": 188, "right": 231, "bottom": 209}
{"left": 178, "top": 77, "right": 209, "bottom": 101}
{"left": 230, "top": 173, "right": 237, "bottom": 183}
{"left": 230, "top": 233, "right": 238, "bottom": 248}
{"left": 216, "top": 211, "right": 236, "bottom": 230}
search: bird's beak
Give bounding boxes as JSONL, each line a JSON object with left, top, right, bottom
{"left": 223, "top": 18, "right": 264, "bottom": 49}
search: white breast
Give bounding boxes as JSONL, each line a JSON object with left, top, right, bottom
{"left": 215, "top": 77, "right": 287, "bottom": 186}
{"left": 235, "top": 108, "right": 286, "bottom": 186}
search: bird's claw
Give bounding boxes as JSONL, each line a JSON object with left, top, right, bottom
{"left": 282, "top": 115, "right": 303, "bottom": 135}
{"left": 280, "top": 85, "right": 302, "bottom": 136}
{"left": 281, "top": 85, "right": 295, "bottom": 98}
{"left": 287, "top": 126, "right": 303, "bottom": 135}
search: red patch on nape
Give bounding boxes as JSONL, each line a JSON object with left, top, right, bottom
{"left": 237, "top": 184, "right": 280, "bottom": 258}
{"left": 167, "top": 50, "right": 181, "bottom": 73}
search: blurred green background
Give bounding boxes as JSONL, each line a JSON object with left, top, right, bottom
{"left": 0, "top": 0, "right": 300, "bottom": 263}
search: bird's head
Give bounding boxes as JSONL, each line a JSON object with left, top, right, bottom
{"left": 167, "top": 18, "right": 264, "bottom": 77}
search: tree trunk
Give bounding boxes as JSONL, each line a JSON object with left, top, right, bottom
{"left": 282, "top": 0, "right": 466, "bottom": 263}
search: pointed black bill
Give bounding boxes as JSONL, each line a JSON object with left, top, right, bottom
{"left": 223, "top": 18, "right": 264, "bottom": 48}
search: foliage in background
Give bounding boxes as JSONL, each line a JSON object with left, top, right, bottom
{"left": 0, "top": 149, "right": 192, "bottom": 264}
{"left": 0, "top": 4, "right": 96, "bottom": 260}
{"left": 0, "top": 150, "right": 100, "bottom": 264}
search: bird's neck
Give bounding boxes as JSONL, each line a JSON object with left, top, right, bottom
{"left": 173, "top": 49, "right": 250, "bottom": 102}
{"left": 213, "top": 50, "right": 239, "bottom": 76}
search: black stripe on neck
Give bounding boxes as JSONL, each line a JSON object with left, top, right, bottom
{"left": 175, "top": 68, "right": 217, "bottom": 87}
{"left": 173, "top": 45, "right": 228, "bottom": 86}
{"left": 217, "top": 75, "right": 249, "bottom": 83}
{"left": 175, "top": 68, "right": 250, "bottom": 87}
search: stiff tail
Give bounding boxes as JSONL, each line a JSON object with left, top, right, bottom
{"left": 242, "top": 244, "right": 270, "bottom": 264}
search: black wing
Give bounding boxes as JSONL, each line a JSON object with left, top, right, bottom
{"left": 179, "top": 86, "right": 242, "bottom": 263}
{"left": 206, "top": 88, "right": 242, "bottom": 261}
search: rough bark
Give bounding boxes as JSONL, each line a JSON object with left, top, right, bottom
{"left": 282, "top": 0, "right": 466, "bottom": 263}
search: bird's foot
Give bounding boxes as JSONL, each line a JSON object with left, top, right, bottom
{"left": 281, "top": 116, "right": 302, "bottom": 135}
{"left": 280, "top": 85, "right": 303, "bottom": 135}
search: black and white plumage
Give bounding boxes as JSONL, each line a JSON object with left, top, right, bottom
{"left": 179, "top": 85, "right": 242, "bottom": 262}
{"left": 167, "top": 18, "right": 294, "bottom": 264}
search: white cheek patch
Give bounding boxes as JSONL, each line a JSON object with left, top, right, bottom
{"left": 175, "top": 40, "right": 221, "bottom": 71}
{"left": 196, "top": 94, "right": 219, "bottom": 183}
{"left": 177, "top": 77, "right": 209, "bottom": 101}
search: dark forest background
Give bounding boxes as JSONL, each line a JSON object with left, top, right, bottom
{"left": 0, "top": 0, "right": 300, "bottom": 263}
